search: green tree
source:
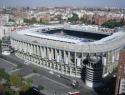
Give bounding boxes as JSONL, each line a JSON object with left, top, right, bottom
{"left": 20, "top": 81, "right": 30, "bottom": 92}
{"left": 26, "top": 79, "right": 32, "bottom": 87}
{"left": 102, "top": 19, "right": 124, "bottom": 28}
{"left": 23, "top": 18, "right": 30, "bottom": 23}
{"left": 9, "top": 18, "right": 15, "bottom": 22}
{"left": 5, "top": 90, "right": 15, "bottom": 95}
{"left": 0, "top": 69, "right": 10, "bottom": 81}
{"left": 39, "top": 19, "right": 43, "bottom": 24}
{"left": 10, "top": 74, "right": 22, "bottom": 87}
{"left": 24, "top": 18, "right": 38, "bottom": 24}
{"left": 31, "top": 17, "right": 37, "bottom": 24}
{"left": 68, "top": 13, "right": 79, "bottom": 24}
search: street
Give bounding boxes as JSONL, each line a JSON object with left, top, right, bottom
{"left": 0, "top": 54, "right": 97, "bottom": 95}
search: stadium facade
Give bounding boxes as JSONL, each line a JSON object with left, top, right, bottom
{"left": 10, "top": 25, "right": 125, "bottom": 87}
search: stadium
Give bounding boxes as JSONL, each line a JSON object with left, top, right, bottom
{"left": 10, "top": 24, "right": 125, "bottom": 87}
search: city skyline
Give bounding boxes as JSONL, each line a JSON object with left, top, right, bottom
{"left": 0, "top": 0, "right": 125, "bottom": 8}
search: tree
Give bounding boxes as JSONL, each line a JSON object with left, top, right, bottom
{"left": 102, "top": 19, "right": 124, "bottom": 28}
{"left": 5, "top": 90, "right": 15, "bottom": 95}
{"left": 0, "top": 69, "right": 10, "bottom": 81}
{"left": 24, "top": 18, "right": 37, "bottom": 24}
{"left": 20, "top": 82, "right": 30, "bottom": 92}
{"left": 20, "top": 79, "right": 32, "bottom": 92}
{"left": 23, "top": 18, "right": 30, "bottom": 23}
{"left": 31, "top": 17, "right": 37, "bottom": 24}
{"left": 26, "top": 79, "right": 32, "bottom": 87}
{"left": 9, "top": 18, "right": 15, "bottom": 22}
{"left": 39, "top": 19, "right": 43, "bottom": 24}
{"left": 10, "top": 74, "right": 22, "bottom": 87}
{"left": 68, "top": 13, "right": 79, "bottom": 24}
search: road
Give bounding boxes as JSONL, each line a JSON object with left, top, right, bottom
{"left": 0, "top": 57, "right": 16, "bottom": 72}
{"left": 0, "top": 54, "right": 97, "bottom": 95}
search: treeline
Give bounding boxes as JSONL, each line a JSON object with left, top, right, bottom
{"left": 101, "top": 19, "right": 125, "bottom": 28}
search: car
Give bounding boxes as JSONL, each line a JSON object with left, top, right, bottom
{"left": 24, "top": 60, "right": 31, "bottom": 65}
{"left": 49, "top": 70, "right": 54, "bottom": 74}
{"left": 67, "top": 91, "right": 80, "bottom": 95}
{"left": 2, "top": 51, "right": 10, "bottom": 55}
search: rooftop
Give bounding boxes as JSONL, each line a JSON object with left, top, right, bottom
{"left": 16, "top": 24, "right": 124, "bottom": 45}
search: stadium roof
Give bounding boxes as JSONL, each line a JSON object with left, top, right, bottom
{"left": 16, "top": 24, "right": 124, "bottom": 44}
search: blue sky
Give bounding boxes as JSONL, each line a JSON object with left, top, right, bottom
{"left": 0, "top": 0, "right": 125, "bottom": 8}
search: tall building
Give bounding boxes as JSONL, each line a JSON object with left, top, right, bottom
{"left": 115, "top": 50, "right": 125, "bottom": 95}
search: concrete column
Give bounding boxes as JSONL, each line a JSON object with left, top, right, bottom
{"left": 23, "top": 42, "right": 25, "bottom": 52}
{"left": 68, "top": 52, "right": 70, "bottom": 65}
{"left": 20, "top": 42, "right": 22, "bottom": 51}
{"left": 41, "top": 47, "right": 44, "bottom": 58}
{"left": 112, "top": 51, "right": 115, "bottom": 63}
{"left": 36, "top": 45, "right": 38, "bottom": 55}
{"left": 32, "top": 45, "right": 34, "bottom": 54}
{"left": 40, "top": 47, "right": 44, "bottom": 58}
{"left": 38, "top": 46, "right": 41, "bottom": 56}
{"left": 35, "top": 45, "right": 37, "bottom": 55}
{"left": 22, "top": 42, "right": 24, "bottom": 52}
{"left": 29, "top": 44, "right": 31, "bottom": 55}
{"left": 33, "top": 45, "right": 36, "bottom": 55}
{"left": 21, "top": 42, "right": 24, "bottom": 51}
{"left": 39, "top": 46, "right": 42, "bottom": 56}
{"left": 27, "top": 43, "right": 29, "bottom": 53}
{"left": 49, "top": 48, "right": 51, "bottom": 59}
{"left": 59, "top": 50, "right": 62, "bottom": 62}
{"left": 47, "top": 48, "right": 49, "bottom": 59}
{"left": 51, "top": 48, "right": 54, "bottom": 60}
{"left": 16, "top": 41, "right": 19, "bottom": 50}
{"left": 14, "top": 40, "right": 16, "bottom": 50}
{"left": 20, "top": 42, "right": 23, "bottom": 51}
{"left": 55, "top": 49, "right": 57, "bottom": 61}
{"left": 31, "top": 44, "right": 33, "bottom": 54}
{"left": 18, "top": 41, "right": 20, "bottom": 50}
{"left": 26, "top": 43, "right": 28, "bottom": 53}
{"left": 18, "top": 41, "right": 21, "bottom": 51}
{"left": 64, "top": 51, "right": 66, "bottom": 62}
{"left": 24, "top": 43, "right": 27, "bottom": 53}
{"left": 37, "top": 45, "right": 39, "bottom": 55}
{"left": 55, "top": 49, "right": 59, "bottom": 62}
{"left": 25, "top": 43, "right": 28, "bottom": 53}
{"left": 44, "top": 47, "right": 46, "bottom": 58}
{"left": 33, "top": 45, "right": 35, "bottom": 55}
{"left": 16, "top": 41, "right": 18, "bottom": 50}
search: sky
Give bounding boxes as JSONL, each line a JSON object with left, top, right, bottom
{"left": 0, "top": 0, "right": 125, "bottom": 8}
